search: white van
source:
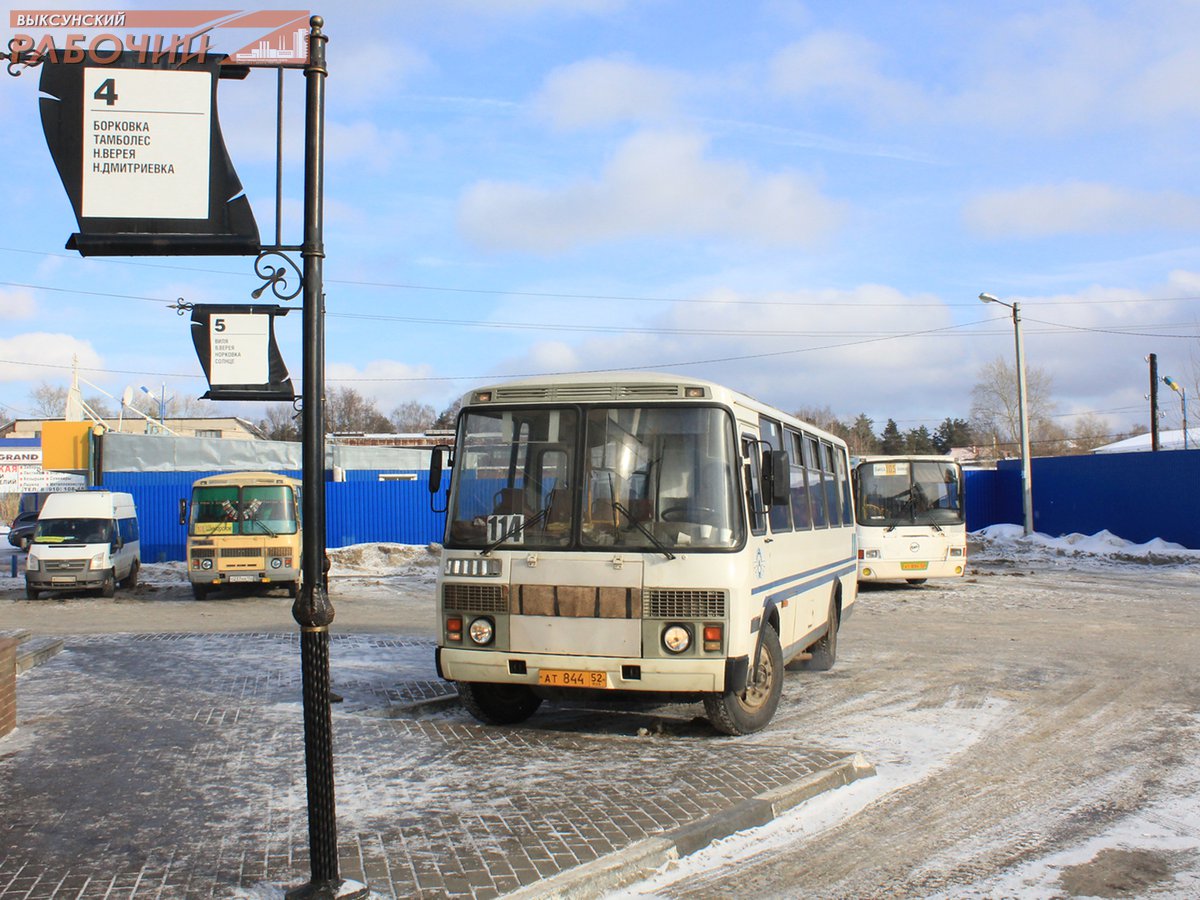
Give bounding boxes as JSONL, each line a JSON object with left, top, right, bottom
{"left": 25, "top": 491, "right": 140, "bottom": 600}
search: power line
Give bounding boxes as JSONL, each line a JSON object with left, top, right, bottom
{"left": 4, "top": 278, "right": 1198, "bottom": 340}
{"left": 5, "top": 245, "right": 1200, "bottom": 309}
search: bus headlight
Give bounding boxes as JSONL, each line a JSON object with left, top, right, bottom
{"left": 270, "top": 557, "right": 283, "bottom": 569}
{"left": 662, "top": 624, "right": 692, "bottom": 654}
{"left": 89, "top": 552, "right": 107, "bottom": 570}
{"left": 468, "top": 617, "right": 495, "bottom": 646}
{"left": 950, "top": 547, "right": 965, "bottom": 557}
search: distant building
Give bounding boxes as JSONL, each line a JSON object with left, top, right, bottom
{"left": 1092, "top": 428, "right": 1199, "bottom": 453}
{"left": 330, "top": 430, "right": 456, "bottom": 449}
{"left": 0, "top": 416, "right": 265, "bottom": 441}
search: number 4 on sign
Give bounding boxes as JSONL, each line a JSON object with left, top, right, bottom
{"left": 93, "top": 78, "right": 118, "bottom": 106}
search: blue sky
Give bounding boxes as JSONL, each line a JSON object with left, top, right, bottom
{"left": 2, "top": 0, "right": 1199, "bottom": 440}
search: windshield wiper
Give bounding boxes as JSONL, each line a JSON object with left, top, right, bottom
{"left": 242, "top": 500, "right": 278, "bottom": 538}
{"left": 612, "top": 501, "right": 676, "bottom": 560}
{"left": 480, "top": 505, "right": 550, "bottom": 555}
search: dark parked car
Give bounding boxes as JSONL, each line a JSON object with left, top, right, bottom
{"left": 7, "top": 509, "right": 38, "bottom": 550}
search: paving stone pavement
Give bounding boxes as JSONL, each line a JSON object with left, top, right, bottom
{"left": 0, "top": 633, "right": 869, "bottom": 899}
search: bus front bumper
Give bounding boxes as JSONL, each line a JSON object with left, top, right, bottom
{"left": 857, "top": 558, "right": 965, "bottom": 580}
{"left": 437, "top": 647, "right": 735, "bottom": 694}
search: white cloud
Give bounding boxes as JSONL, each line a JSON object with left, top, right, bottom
{"left": 0, "top": 286, "right": 36, "bottom": 319}
{"left": 459, "top": 130, "right": 845, "bottom": 253}
{"left": 0, "top": 332, "right": 103, "bottom": 384}
{"left": 326, "top": 358, "right": 442, "bottom": 412}
{"left": 532, "top": 57, "right": 681, "bottom": 130}
{"left": 326, "top": 120, "right": 410, "bottom": 172}
{"left": 964, "top": 182, "right": 1200, "bottom": 239}
{"left": 483, "top": 284, "right": 970, "bottom": 420}
{"left": 769, "top": 30, "right": 927, "bottom": 121}
{"left": 328, "top": 41, "right": 430, "bottom": 110}
{"left": 769, "top": 9, "right": 1200, "bottom": 134}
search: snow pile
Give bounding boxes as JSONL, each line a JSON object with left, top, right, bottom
{"left": 971, "top": 524, "right": 1200, "bottom": 569}
{"left": 327, "top": 542, "right": 441, "bottom": 581}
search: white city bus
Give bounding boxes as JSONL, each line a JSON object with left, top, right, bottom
{"left": 852, "top": 455, "right": 966, "bottom": 584}
{"left": 429, "top": 373, "right": 858, "bottom": 735}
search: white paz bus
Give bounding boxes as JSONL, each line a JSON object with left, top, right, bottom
{"left": 852, "top": 455, "right": 966, "bottom": 584}
{"left": 429, "top": 373, "right": 858, "bottom": 735}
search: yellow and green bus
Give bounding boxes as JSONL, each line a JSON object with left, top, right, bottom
{"left": 183, "top": 471, "right": 302, "bottom": 601}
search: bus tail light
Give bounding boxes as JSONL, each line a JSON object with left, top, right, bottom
{"left": 703, "top": 624, "right": 722, "bottom": 652}
{"left": 862, "top": 549, "right": 880, "bottom": 559}
{"left": 446, "top": 616, "right": 463, "bottom": 642}
{"left": 950, "top": 547, "right": 965, "bottom": 557}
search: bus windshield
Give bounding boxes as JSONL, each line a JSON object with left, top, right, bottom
{"left": 446, "top": 405, "right": 742, "bottom": 552}
{"left": 856, "top": 459, "right": 963, "bottom": 527}
{"left": 190, "top": 484, "right": 298, "bottom": 536}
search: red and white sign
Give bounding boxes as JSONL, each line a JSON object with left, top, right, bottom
{"left": 8, "top": 9, "right": 312, "bottom": 67}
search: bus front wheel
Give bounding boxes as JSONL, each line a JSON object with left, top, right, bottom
{"left": 705, "top": 624, "right": 783, "bottom": 735}
{"left": 458, "top": 682, "right": 542, "bottom": 725}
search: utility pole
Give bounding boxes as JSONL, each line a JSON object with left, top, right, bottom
{"left": 1148, "top": 353, "right": 1159, "bottom": 452}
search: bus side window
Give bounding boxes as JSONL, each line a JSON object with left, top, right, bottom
{"left": 742, "top": 436, "right": 766, "bottom": 535}
{"left": 758, "top": 416, "right": 791, "bottom": 533}
{"left": 835, "top": 447, "right": 853, "bottom": 526}
{"left": 820, "top": 441, "right": 841, "bottom": 526}
{"left": 788, "top": 430, "right": 812, "bottom": 530}
{"left": 805, "top": 435, "right": 828, "bottom": 528}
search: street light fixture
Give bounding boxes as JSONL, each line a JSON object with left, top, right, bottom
{"left": 1163, "top": 375, "right": 1189, "bottom": 450}
{"left": 980, "top": 292, "right": 1034, "bottom": 535}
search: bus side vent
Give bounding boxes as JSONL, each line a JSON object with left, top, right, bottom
{"left": 645, "top": 589, "right": 727, "bottom": 619}
{"left": 443, "top": 583, "right": 509, "bottom": 613}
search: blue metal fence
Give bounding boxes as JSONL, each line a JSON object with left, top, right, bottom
{"left": 963, "top": 451, "right": 1200, "bottom": 549}
{"left": 101, "top": 470, "right": 448, "bottom": 562}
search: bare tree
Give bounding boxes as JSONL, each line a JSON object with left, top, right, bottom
{"left": 29, "top": 381, "right": 112, "bottom": 418}
{"left": 28, "top": 383, "right": 67, "bottom": 417}
{"left": 433, "top": 399, "right": 462, "bottom": 429}
{"left": 1068, "top": 413, "right": 1112, "bottom": 453}
{"left": 258, "top": 404, "right": 300, "bottom": 442}
{"left": 326, "top": 386, "right": 393, "bottom": 434}
{"left": 969, "top": 357, "right": 1058, "bottom": 456}
{"left": 390, "top": 400, "right": 436, "bottom": 434}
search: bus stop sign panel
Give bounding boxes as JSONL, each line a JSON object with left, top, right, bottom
{"left": 38, "top": 52, "right": 260, "bottom": 257}
{"left": 190, "top": 304, "right": 294, "bottom": 402}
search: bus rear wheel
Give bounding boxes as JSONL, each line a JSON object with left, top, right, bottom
{"left": 458, "top": 682, "right": 542, "bottom": 725}
{"left": 705, "top": 623, "right": 782, "bottom": 735}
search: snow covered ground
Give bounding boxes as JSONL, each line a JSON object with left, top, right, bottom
{"left": 4, "top": 526, "right": 1199, "bottom": 898}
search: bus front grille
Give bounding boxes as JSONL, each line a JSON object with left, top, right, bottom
{"left": 645, "top": 589, "right": 727, "bottom": 619}
{"left": 221, "top": 547, "right": 262, "bottom": 558}
{"left": 444, "top": 583, "right": 509, "bottom": 613}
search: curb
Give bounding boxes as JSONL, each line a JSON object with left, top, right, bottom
{"left": 505, "top": 752, "right": 876, "bottom": 898}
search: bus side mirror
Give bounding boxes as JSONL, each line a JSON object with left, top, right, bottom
{"left": 762, "top": 450, "right": 790, "bottom": 506}
{"left": 429, "top": 445, "right": 447, "bottom": 493}
{"left": 429, "top": 444, "right": 452, "bottom": 514}
{"left": 179, "top": 498, "right": 187, "bottom": 526}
